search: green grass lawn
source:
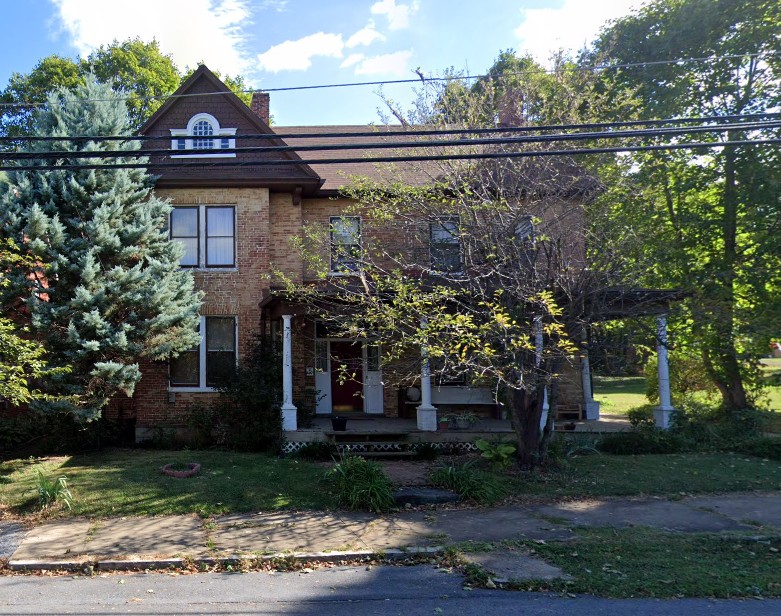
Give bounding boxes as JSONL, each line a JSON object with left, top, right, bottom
{"left": 594, "top": 370, "right": 781, "bottom": 424}
{"left": 3, "top": 448, "right": 781, "bottom": 521}
{"left": 520, "top": 528, "right": 781, "bottom": 598}
{"left": 523, "top": 452, "right": 781, "bottom": 498}
{"left": 0, "top": 449, "right": 333, "bottom": 518}
{"left": 592, "top": 375, "right": 648, "bottom": 414}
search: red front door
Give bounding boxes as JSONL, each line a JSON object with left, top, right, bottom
{"left": 330, "top": 341, "right": 363, "bottom": 412}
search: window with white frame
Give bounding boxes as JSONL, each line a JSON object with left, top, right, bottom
{"left": 170, "top": 205, "right": 235, "bottom": 268}
{"left": 330, "top": 216, "right": 361, "bottom": 273}
{"left": 169, "top": 316, "right": 237, "bottom": 389}
{"left": 170, "top": 113, "right": 236, "bottom": 157}
{"left": 430, "top": 217, "right": 462, "bottom": 272}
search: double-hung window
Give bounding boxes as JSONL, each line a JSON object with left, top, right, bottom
{"left": 330, "top": 216, "right": 361, "bottom": 273}
{"left": 430, "top": 217, "right": 461, "bottom": 273}
{"left": 170, "top": 316, "right": 237, "bottom": 389}
{"left": 170, "top": 205, "right": 235, "bottom": 268}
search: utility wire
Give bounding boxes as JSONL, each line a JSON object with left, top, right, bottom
{"left": 0, "top": 51, "right": 777, "bottom": 109}
{"left": 2, "top": 137, "right": 778, "bottom": 172}
{"left": 2, "top": 111, "right": 780, "bottom": 144}
{"left": 3, "top": 119, "right": 779, "bottom": 162}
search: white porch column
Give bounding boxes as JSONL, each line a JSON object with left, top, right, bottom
{"left": 581, "top": 330, "right": 601, "bottom": 420}
{"left": 417, "top": 318, "right": 438, "bottom": 432}
{"left": 654, "top": 314, "right": 675, "bottom": 429}
{"left": 281, "top": 314, "right": 298, "bottom": 431}
{"left": 535, "top": 317, "right": 550, "bottom": 433}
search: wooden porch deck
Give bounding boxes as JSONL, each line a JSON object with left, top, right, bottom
{"left": 284, "top": 414, "right": 630, "bottom": 451}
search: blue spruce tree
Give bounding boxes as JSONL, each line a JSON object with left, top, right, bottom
{"left": 0, "top": 77, "right": 202, "bottom": 420}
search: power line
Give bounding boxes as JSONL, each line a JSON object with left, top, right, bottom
{"left": 0, "top": 51, "right": 777, "bottom": 110}
{"left": 3, "top": 119, "right": 779, "bottom": 162}
{"left": 3, "top": 111, "right": 780, "bottom": 144}
{"left": 2, "top": 137, "right": 778, "bottom": 172}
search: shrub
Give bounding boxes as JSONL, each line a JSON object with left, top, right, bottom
{"left": 645, "top": 352, "right": 716, "bottom": 405}
{"left": 429, "top": 462, "right": 507, "bottom": 505}
{"left": 295, "top": 441, "right": 339, "bottom": 461}
{"left": 35, "top": 471, "right": 73, "bottom": 510}
{"left": 0, "top": 411, "right": 124, "bottom": 455}
{"left": 414, "top": 443, "right": 439, "bottom": 461}
{"left": 626, "top": 405, "right": 656, "bottom": 429}
{"left": 734, "top": 437, "right": 781, "bottom": 461}
{"left": 475, "top": 438, "right": 516, "bottom": 468}
{"left": 597, "top": 430, "right": 690, "bottom": 455}
{"left": 185, "top": 333, "right": 284, "bottom": 453}
{"left": 325, "top": 455, "right": 396, "bottom": 513}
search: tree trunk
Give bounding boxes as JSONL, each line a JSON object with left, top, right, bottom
{"left": 713, "top": 138, "right": 748, "bottom": 411}
{"left": 507, "top": 381, "right": 546, "bottom": 470}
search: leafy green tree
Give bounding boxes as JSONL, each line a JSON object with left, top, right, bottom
{"left": 0, "top": 78, "right": 202, "bottom": 420}
{"left": 286, "top": 79, "right": 647, "bottom": 469}
{"left": 0, "top": 39, "right": 250, "bottom": 136}
{"left": 593, "top": 0, "right": 781, "bottom": 410}
{"left": 0, "top": 241, "right": 67, "bottom": 405}
{"left": 86, "top": 39, "right": 181, "bottom": 129}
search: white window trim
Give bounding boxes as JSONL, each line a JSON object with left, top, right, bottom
{"left": 169, "top": 316, "right": 238, "bottom": 392}
{"left": 329, "top": 215, "right": 362, "bottom": 275}
{"left": 170, "top": 113, "right": 237, "bottom": 158}
{"left": 170, "top": 204, "right": 237, "bottom": 270}
{"left": 430, "top": 216, "right": 463, "bottom": 274}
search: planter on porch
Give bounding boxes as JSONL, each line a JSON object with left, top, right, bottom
{"left": 331, "top": 416, "right": 348, "bottom": 431}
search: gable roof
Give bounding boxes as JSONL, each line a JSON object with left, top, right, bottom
{"left": 140, "top": 65, "right": 323, "bottom": 192}
{"left": 278, "top": 125, "right": 434, "bottom": 193}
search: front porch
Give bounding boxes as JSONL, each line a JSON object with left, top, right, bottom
{"left": 282, "top": 414, "right": 630, "bottom": 455}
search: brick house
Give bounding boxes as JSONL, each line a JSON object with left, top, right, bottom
{"left": 121, "top": 65, "right": 677, "bottom": 441}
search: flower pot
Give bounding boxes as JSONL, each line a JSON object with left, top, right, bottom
{"left": 438, "top": 420, "right": 449, "bottom": 431}
{"left": 331, "top": 416, "right": 348, "bottom": 431}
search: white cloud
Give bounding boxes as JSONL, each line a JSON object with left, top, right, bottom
{"left": 346, "top": 21, "right": 386, "bottom": 48}
{"left": 257, "top": 32, "right": 344, "bottom": 72}
{"left": 353, "top": 50, "right": 413, "bottom": 77}
{"left": 51, "top": 0, "right": 252, "bottom": 76}
{"left": 370, "top": 0, "right": 419, "bottom": 31}
{"left": 514, "top": 0, "right": 645, "bottom": 65}
{"left": 340, "top": 53, "right": 365, "bottom": 69}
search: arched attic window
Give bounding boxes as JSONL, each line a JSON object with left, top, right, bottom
{"left": 170, "top": 113, "right": 237, "bottom": 158}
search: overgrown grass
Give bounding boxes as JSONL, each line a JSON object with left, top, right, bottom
{"left": 0, "top": 449, "right": 333, "bottom": 518}
{"left": 324, "top": 455, "right": 396, "bottom": 513}
{"left": 522, "top": 528, "right": 781, "bottom": 598}
{"left": 430, "top": 462, "right": 508, "bottom": 505}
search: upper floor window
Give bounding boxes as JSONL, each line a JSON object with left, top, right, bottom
{"left": 430, "top": 217, "right": 462, "bottom": 273}
{"left": 170, "top": 205, "right": 235, "bottom": 268}
{"left": 170, "top": 113, "right": 236, "bottom": 158}
{"left": 330, "top": 216, "right": 361, "bottom": 273}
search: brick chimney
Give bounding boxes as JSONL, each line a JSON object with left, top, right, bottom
{"left": 251, "top": 91, "right": 270, "bottom": 124}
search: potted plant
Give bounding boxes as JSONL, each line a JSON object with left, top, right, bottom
{"left": 438, "top": 416, "right": 449, "bottom": 431}
{"left": 331, "top": 415, "right": 348, "bottom": 431}
{"left": 449, "top": 411, "right": 479, "bottom": 430}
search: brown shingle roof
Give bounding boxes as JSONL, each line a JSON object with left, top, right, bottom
{"left": 277, "top": 125, "right": 435, "bottom": 192}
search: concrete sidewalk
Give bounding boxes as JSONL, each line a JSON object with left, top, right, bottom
{"left": 3, "top": 492, "right": 780, "bottom": 575}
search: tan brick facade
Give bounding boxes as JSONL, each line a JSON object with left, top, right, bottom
{"left": 118, "top": 65, "right": 594, "bottom": 440}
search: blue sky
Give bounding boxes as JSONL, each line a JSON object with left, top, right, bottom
{"left": 1, "top": 0, "right": 644, "bottom": 126}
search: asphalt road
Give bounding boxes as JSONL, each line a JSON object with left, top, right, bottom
{"left": 1, "top": 565, "right": 779, "bottom": 615}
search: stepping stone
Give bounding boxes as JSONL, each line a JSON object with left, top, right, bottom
{"left": 394, "top": 487, "right": 459, "bottom": 505}
{"left": 462, "top": 549, "right": 571, "bottom": 583}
